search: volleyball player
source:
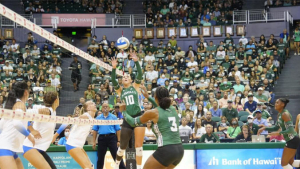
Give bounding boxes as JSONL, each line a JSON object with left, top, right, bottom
{"left": 23, "top": 91, "right": 59, "bottom": 169}
{"left": 111, "top": 52, "right": 145, "bottom": 169}
{"left": 0, "top": 81, "right": 48, "bottom": 169}
{"left": 121, "top": 86, "right": 184, "bottom": 169}
{"left": 52, "top": 101, "right": 97, "bottom": 169}
{"left": 258, "top": 98, "right": 300, "bottom": 169}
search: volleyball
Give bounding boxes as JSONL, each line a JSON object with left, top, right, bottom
{"left": 116, "top": 37, "right": 130, "bottom": 50}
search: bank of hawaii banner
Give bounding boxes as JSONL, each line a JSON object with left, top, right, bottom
{"left": 197, "top": 149, "right": 283, "bottom": 169}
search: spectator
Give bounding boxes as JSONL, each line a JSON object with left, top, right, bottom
{"left": 227, "top": 118, "right": 241, "bottom": 139}
{"left": 116, "top": 49, "right": 128, "bottom": 59}
{"left": 202, "top": 111, "right": 217, "bottom": 132}
{"left": 185, "top": 45, "right": 197, "bottom": 58}
{"left": 216, "top": 46, "right": 226, "bottom": 58}
{"left": 193, "top": 118, "right": 206, "bottom": 140}
{"left": 245, "top": 115, "right": 259, "bottom": 135}
{"left": 92, "top": 102, "right": 126, "bottom": 169}
{"left": 144, "top": 120, "right": 156, "bottom": 140}
{"left": 49, "top": 73, "right": 60, "bottom": 88}
{"left": 145, "top": 65, "right": 158, "bottom": 82}
{"left": 244, "top": 93, "right": 257, "bottom": 114}
{"left": 124, "top": 55, "right": 135, "bottom": 68}
{"left": 175, "top": 46, "right": 185, "bottom": 58}
{"left": 57, "top": 127, "right": 70, "bottom": 146}
{"left": 200, "top": 124, "right": 220, "bottom": 143}
{"left": 224, "top": 33, "right": 234, "bottom": 45}
{"left": 186, "top": 114, "right": 195, "bottom": 128}
{"left": 3, "top": 61, "right": 13, "bottom": 73}
{"left": 84, "top": 84, "right": 95, "bottom": 100}
{"left": 25, "top": 2, "right": 35, "bottom": 14}
{"left": 255, "top": 87, "right": 268, "bottom": 103}
{"left": 239, "top": 34, "right": 248, "bottom": 45}
{"left": 219, "top": 93, "right": 229, "bottom": 108}
{"left": 234, "top": 125, "right": 252, "bottom": 142}
{"left": 69, "top": 55, "right": 82, "bottom": 91}
{"left": 187, "top": 57, "right": 198, "bottom": 71}
{"left": 141, "top": 35, "right": 151, "bottom": 47}
{"left": 222, "top": 100, "right": 238, "bottom": 123}
{"left": 36, "top": 5, "right": 45, "bottom": 13}
{"left": 233, "top": 78, "right": 245, "bottom": 93}
{"left": 168, "top": 36, "right": 177, "bottom": 48}
{"left": 157, "top": 74, "right": 168, "bottom": 87}
{"left": 253, "top": 109, "right": 269, "bottom": 135}
{"left": 144, "top": 51, "right": 155, "bottom": 62}
{"left": 98, "top": 84, "right": 109, "bottom": 99}
{"left": 179, "top": 117, "right": 192, "bottom": 139}
{"left": 218, "top": 116, "right": 229, "bottom": 135}
{"left": 209, "top": 101, "right": 222, "bottom": 117}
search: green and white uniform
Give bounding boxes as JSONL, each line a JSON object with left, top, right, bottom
{"left": 120, "top": 86, "right": 141, "bottom": 117}
{"left": 153, "top": 106, "right": 181, "bottom": 147}
{"left": 276, "top": 109, "right": 297, "bottom": 142}
{"left": 295, "top": 30, "right": 300, "bottom": 42}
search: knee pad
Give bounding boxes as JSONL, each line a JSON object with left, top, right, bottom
{"left": 117, "top": 147, "right": 125, "bottom": 157}
{"left": 292, "top": 160, "right": 300, "bottom": 167}
{"left": 135, "top": 147, "right": 143, "bottom": 157}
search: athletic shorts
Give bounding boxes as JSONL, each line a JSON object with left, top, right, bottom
{"left": 65, "top": 144, "right": 76, "bottom": 152}
{"left": 23, "top": 146, "right": 43, "bottom": 155}
{"left": 286, "top": 136, "right": 300, "bottom": 149}
{"left": 122, "top": 112, "right": 146, "bottom": 129}
{"left": 71, "top": 73, "right": 81, "bottom": 83}
{"left": 153, "top": 144, "right": 184, "bottom": 167}
{"left": 0, "top": 149, "right": 18, "bottom": 159}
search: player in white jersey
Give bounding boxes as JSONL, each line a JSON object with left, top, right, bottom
{"left": 0, "top": 81, "right": 48, "bottom": 169}
{"left": 52, "top": 100, "right": 97, "bottom": 169}
{"left": 23, "top": 91, "right": 59, "bottom": 169}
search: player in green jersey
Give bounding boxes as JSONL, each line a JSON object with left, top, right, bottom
{"left": 111, "top": 52, "right": 145, "bottom": 169}
{"left": 121, "top": 87, "right": 184, "bottom": 169}
{"left": 294, "top": 27, "right": 300, "bottom": 55}
{"left": 258, "top": 98, "right": 300, "bottom": 169}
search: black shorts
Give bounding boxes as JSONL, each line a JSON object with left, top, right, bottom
{"left": 71, "top": 73, "right": 81, "bottom": 83}
{"left": 121, "top": 112, "right": 146, "bottom": 129}
{"left": 286, "top": 135, "right": 300, "bottom": 149}
{"left": 153, "top": 144, "right": 184, "bottom": 167}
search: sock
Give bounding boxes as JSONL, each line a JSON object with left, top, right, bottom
{"left": 137, "top": 165, "right": 141, "bottom": 169}
{"left": 282, "top": 164, "right": 293, "bottom": 169}
{"left": 292, "top": 160, "right": 300, "bottom": 167}
{"left": 114, "top": 160, "right": 121, "bottom": 169}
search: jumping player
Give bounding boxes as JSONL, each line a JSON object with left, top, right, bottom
{"left": 111, "top": 51, "right": 144, "bottom": 169}
{"left": 258, "top": 98, "right": 300, "bottom": 169}
{"left": 122, "top": 87, "right": 184, "bottom": 169}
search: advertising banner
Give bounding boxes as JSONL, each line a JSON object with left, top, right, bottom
{"left": 41, "top": 14, "right": 106, "bottom": 27}
{"left": 19, "top": 149, "right": 195, "bottom": 169}
{"left": 197, "top": 149, "right": 283, "bottom": 169}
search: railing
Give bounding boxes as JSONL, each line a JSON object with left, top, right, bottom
{"left": 233, "top": 9, "right": 293, "bottom": 25}
{"left": 132, "top": 14, "right": 146, "bottom": 27}
{"left": 34, "top": 17, "right": 58, "bottom": 28}
{"left": 114, "top": 14, "right": 131, "bottom": 27}
{"left": 0, "top": 14, "right": 34, "bottom": 28}
{"left": 233, "top": 10, "right": 247, "bottom": 24}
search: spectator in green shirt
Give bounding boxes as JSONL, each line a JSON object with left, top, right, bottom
{"left": 160, "top": 5, "right": 170, "bottom": 15}
{"left": 224, "top": 33, "right": 234, "bottom": 45}
{"left": 219, "top": 77, "right": 232, "bottom": 93}
{"left": 227, "top": 118, "right": 241, "bottom": 139}
{"left": 168, "top": 36, "right": 177, "bottom": 48}
{"left": 222, "top": 101, "right": 238, "bottom": 123}
{"left": 255, "top": 87, "right": 268, "bottom": 103}
{"left": 233, "top": 78, "right": 245, "bottom": 93}
{"left": 200, "top": 124, "right": 220, "bottom": 143}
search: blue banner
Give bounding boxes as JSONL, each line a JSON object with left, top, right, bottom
{"left": 197, "top": 149, "right": 283, "bottom": 169}
{"left": 19, "top": 151, "right": 98, "bottom": 169}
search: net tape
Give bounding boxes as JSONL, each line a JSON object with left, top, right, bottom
{"left": 0, "top": 3, "right": 125, "bottom": 76}
{"left": 0, "top": 108, "right": 123, "bottom": 125}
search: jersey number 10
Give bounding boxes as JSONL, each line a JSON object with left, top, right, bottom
{"left": 125, "top": 95, "right": 135, "bottom": 105}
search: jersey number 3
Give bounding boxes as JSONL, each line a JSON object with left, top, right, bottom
{"left": 125, "top": 95, "right": 135, "bottom": 105}
{"left": 168, "top": 117, "right": 178, "bottom": 132}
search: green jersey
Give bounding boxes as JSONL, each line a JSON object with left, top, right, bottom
{"left": 200, "top": 133, "right": 220, "bottom": 143}
{"left": 276, "top": 109, "right": 297, "bottom": 141}
{"left": 295, "top": 30, "right": 300, "bottom": 42}
{"left": 121, "top": 86, "right": 141, "bottom": 116}
{"left": 152, "top": 106, "right": 181, "bottom": 147}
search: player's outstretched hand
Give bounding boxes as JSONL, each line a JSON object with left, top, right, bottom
{"left": 140, "top": 85, "right": 149, "bottom": 99}
{"left": 111, "top": 57, "right": 118, "bottom": 69}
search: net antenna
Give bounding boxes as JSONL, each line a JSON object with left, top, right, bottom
{"left": 0, "top": 3, "right": 126, "bottom": 77}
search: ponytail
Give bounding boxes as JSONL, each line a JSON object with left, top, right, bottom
{"left": 155, "top": 87, "right": 171, "bottom": 110}
{"left": 5, "top": 81, "right": 28, "bottom": 109}
{"left": 4, "top": 89, "right": 17, "bottom": 109}
{"left": 159, "top": 97, "right": 171, "bottom": 110}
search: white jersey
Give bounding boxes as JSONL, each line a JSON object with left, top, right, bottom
{"left": 66, "top": 113, "right": 93, "bottom": 148}
{"left": 23, "top": 107, "right": 56, "bottom": 151}
{"left": 0, "top": 106, "right": 28, "bottom": 153}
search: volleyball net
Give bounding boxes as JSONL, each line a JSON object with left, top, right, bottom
{"left": 0, "top": 3, "right": 125, "bottom": 124}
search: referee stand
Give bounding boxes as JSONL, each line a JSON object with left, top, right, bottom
{"left": 126, "top": 133, "right": 136, "bottom": 169}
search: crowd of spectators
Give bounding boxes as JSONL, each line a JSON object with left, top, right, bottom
{"left": 0, "top": 31, "right": 62, "bottom": 109}
{"left": 83, "top": 28, "right": 291, "bottom": 143}
{"left": 23, "top": 0, "right": 124, "bottom": 14}
{"left": 265, "top": 0, "right": 299, "bottom": 10}
{"left": 144, "top": 0, "right": 243, "bottom": 27}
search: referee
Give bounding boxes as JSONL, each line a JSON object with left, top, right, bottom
{"left": 92, "top": 102, "right": 126, "bottom": 169}
{"left": 69, "top": 55, "right": 82, "bottom": 92}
